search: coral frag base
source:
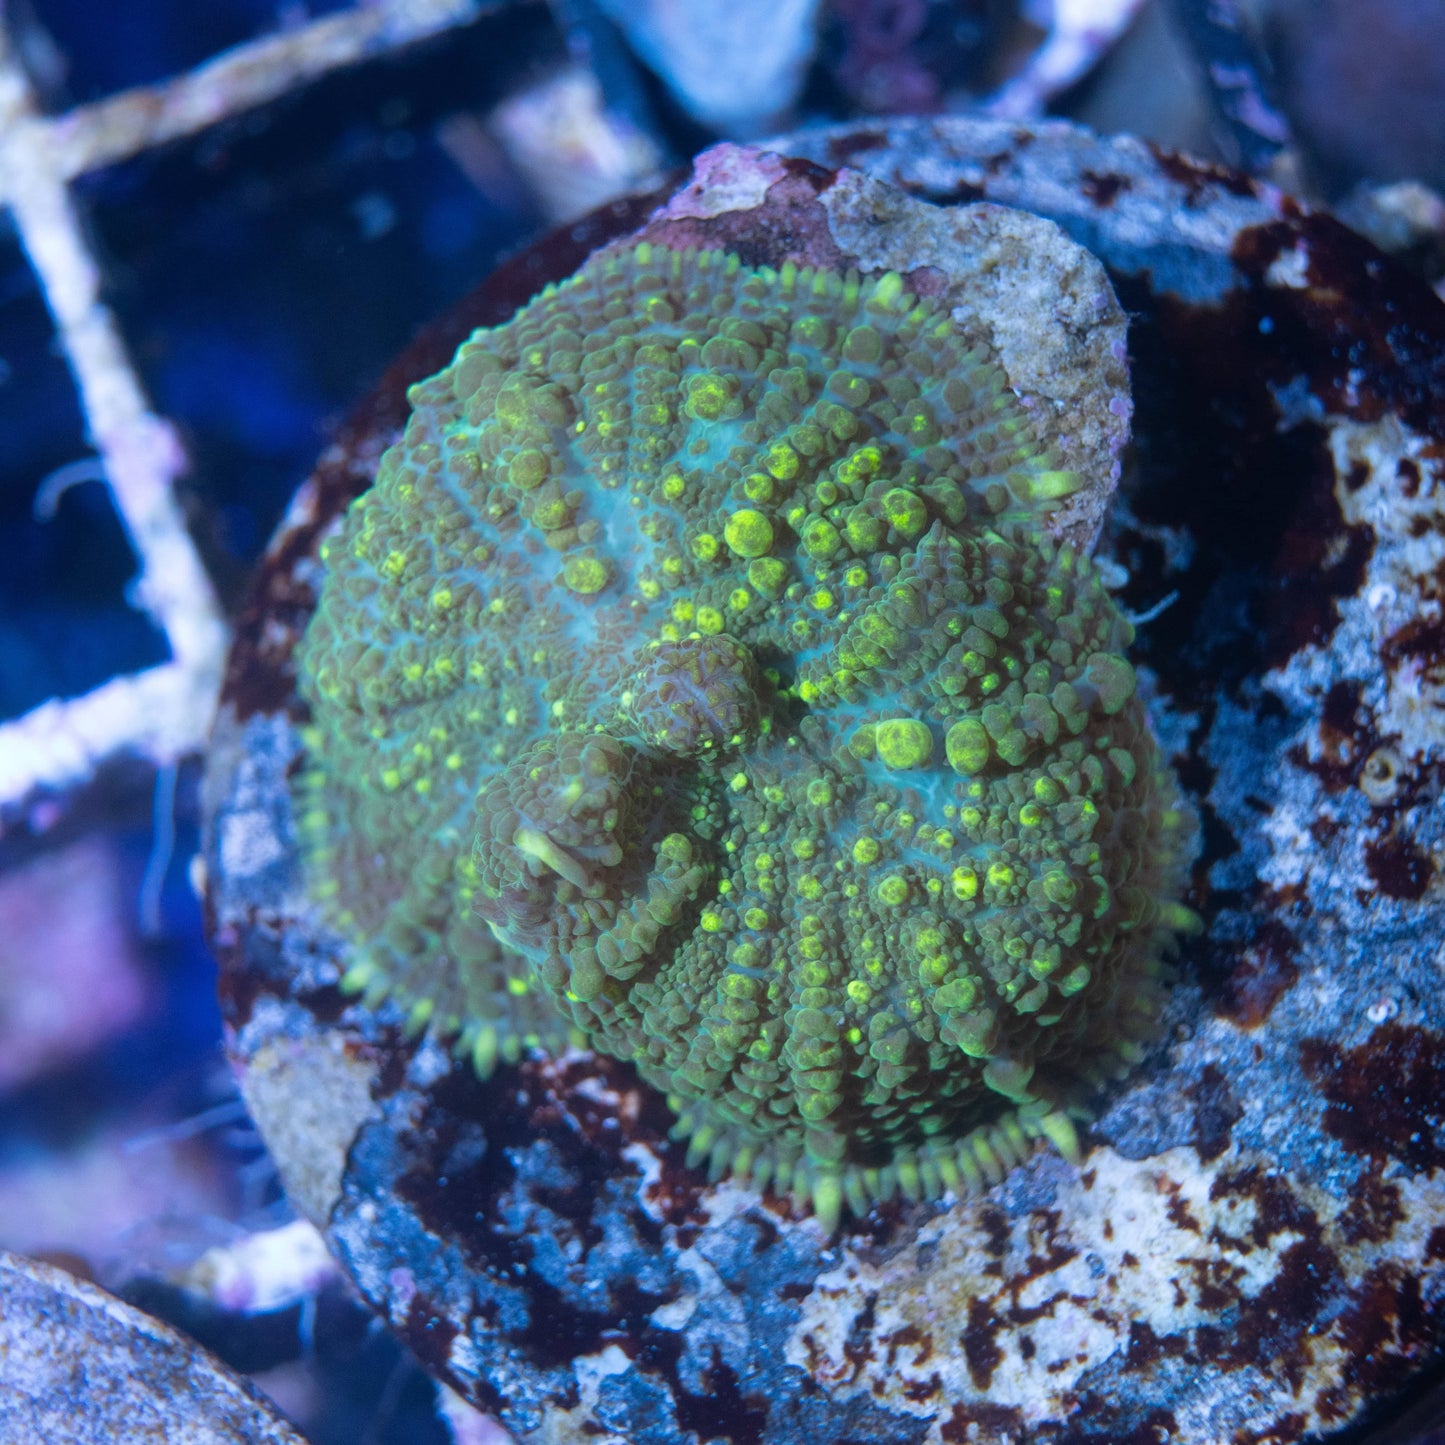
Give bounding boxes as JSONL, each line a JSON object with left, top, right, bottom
{"left": 204, "top": 122, "right": 1445, "bottom": 1444}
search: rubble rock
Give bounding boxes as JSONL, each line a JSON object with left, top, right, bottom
{"left": 0, "top": 1250, "right": 306, "bottom": 1444}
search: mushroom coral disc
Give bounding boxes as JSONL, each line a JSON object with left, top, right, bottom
{"left": 295, "top": 243, "right": 1196, "bottom": 1230}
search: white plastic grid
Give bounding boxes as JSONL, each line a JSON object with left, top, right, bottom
{"left": 0, "top": 0, "right": 488, "bottom": 815}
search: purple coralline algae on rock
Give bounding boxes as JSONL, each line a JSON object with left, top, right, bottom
{"left": 205, "top": 125, "right": 1445, "bottom": 1444}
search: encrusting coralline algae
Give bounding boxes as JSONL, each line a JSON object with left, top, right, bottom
{"left": 294, "top": 241, "right": 1196, "bottom": 1230}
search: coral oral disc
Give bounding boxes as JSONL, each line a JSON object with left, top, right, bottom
{"left": 295, "top": 243, "right": 1194, "bottom": 1227}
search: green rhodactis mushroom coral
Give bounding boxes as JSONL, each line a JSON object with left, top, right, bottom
{"left": 296, "top": 243, "right": 1196, "bottom": 1231}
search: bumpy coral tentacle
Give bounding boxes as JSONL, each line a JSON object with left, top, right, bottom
{"left": 295, "top": 242, "right": 1196, "bottom": 1230}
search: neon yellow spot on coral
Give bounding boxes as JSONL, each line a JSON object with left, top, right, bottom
{"left": 685, "top": 373, "right": 731, "bottom": 421}
{"left": 1034, "top": 777, "right": 1063, "bottom": 804}
{"left": 874, "top": 719, "right": 934, "bottom": 769}
{"left": 802, "top": 517, "right": 842, "bottom": 559}
{"left": 1030, "top": 470, "right": 1076, "bottom": 501}
{"left": 724, "top": 509, "right": 774, "bottom": 558}
{"left": 951, "top": 866, "right": 978, "bottom": 901}
{"left": 766, "top": 443, "right": 800, "bottom": 480}
{"left": 746, "top": 557, "right": 787, "bottom": 597}
{"left": 882, "top": 487, "right": 927, "bottom": 538}
{"left": 987, "top": 861, "right": 1014, "bottom": 889}
{"left": 871, "top": 272, "right": 904, "bottom": 307}
{"left": 559, "top": 555, "right": 608, "bottom": 594}
{"left": 877, "top": 875, "right": 909, "bottom": 906}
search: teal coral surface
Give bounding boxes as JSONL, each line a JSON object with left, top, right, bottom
{"left": 295, "top": 244, "right": 1195, "bottom": 1229}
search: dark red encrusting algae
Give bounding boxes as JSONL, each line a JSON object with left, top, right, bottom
{"left": 1301, "top": 1024, "right": 1445, "bottom": 1171}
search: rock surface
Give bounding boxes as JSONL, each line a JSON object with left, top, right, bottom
{"left": 0, "top": 1250, "right": 306, "bottom": 1444}
{"left": 205, "top": 122, "right": 1445, "bottom": 1443}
